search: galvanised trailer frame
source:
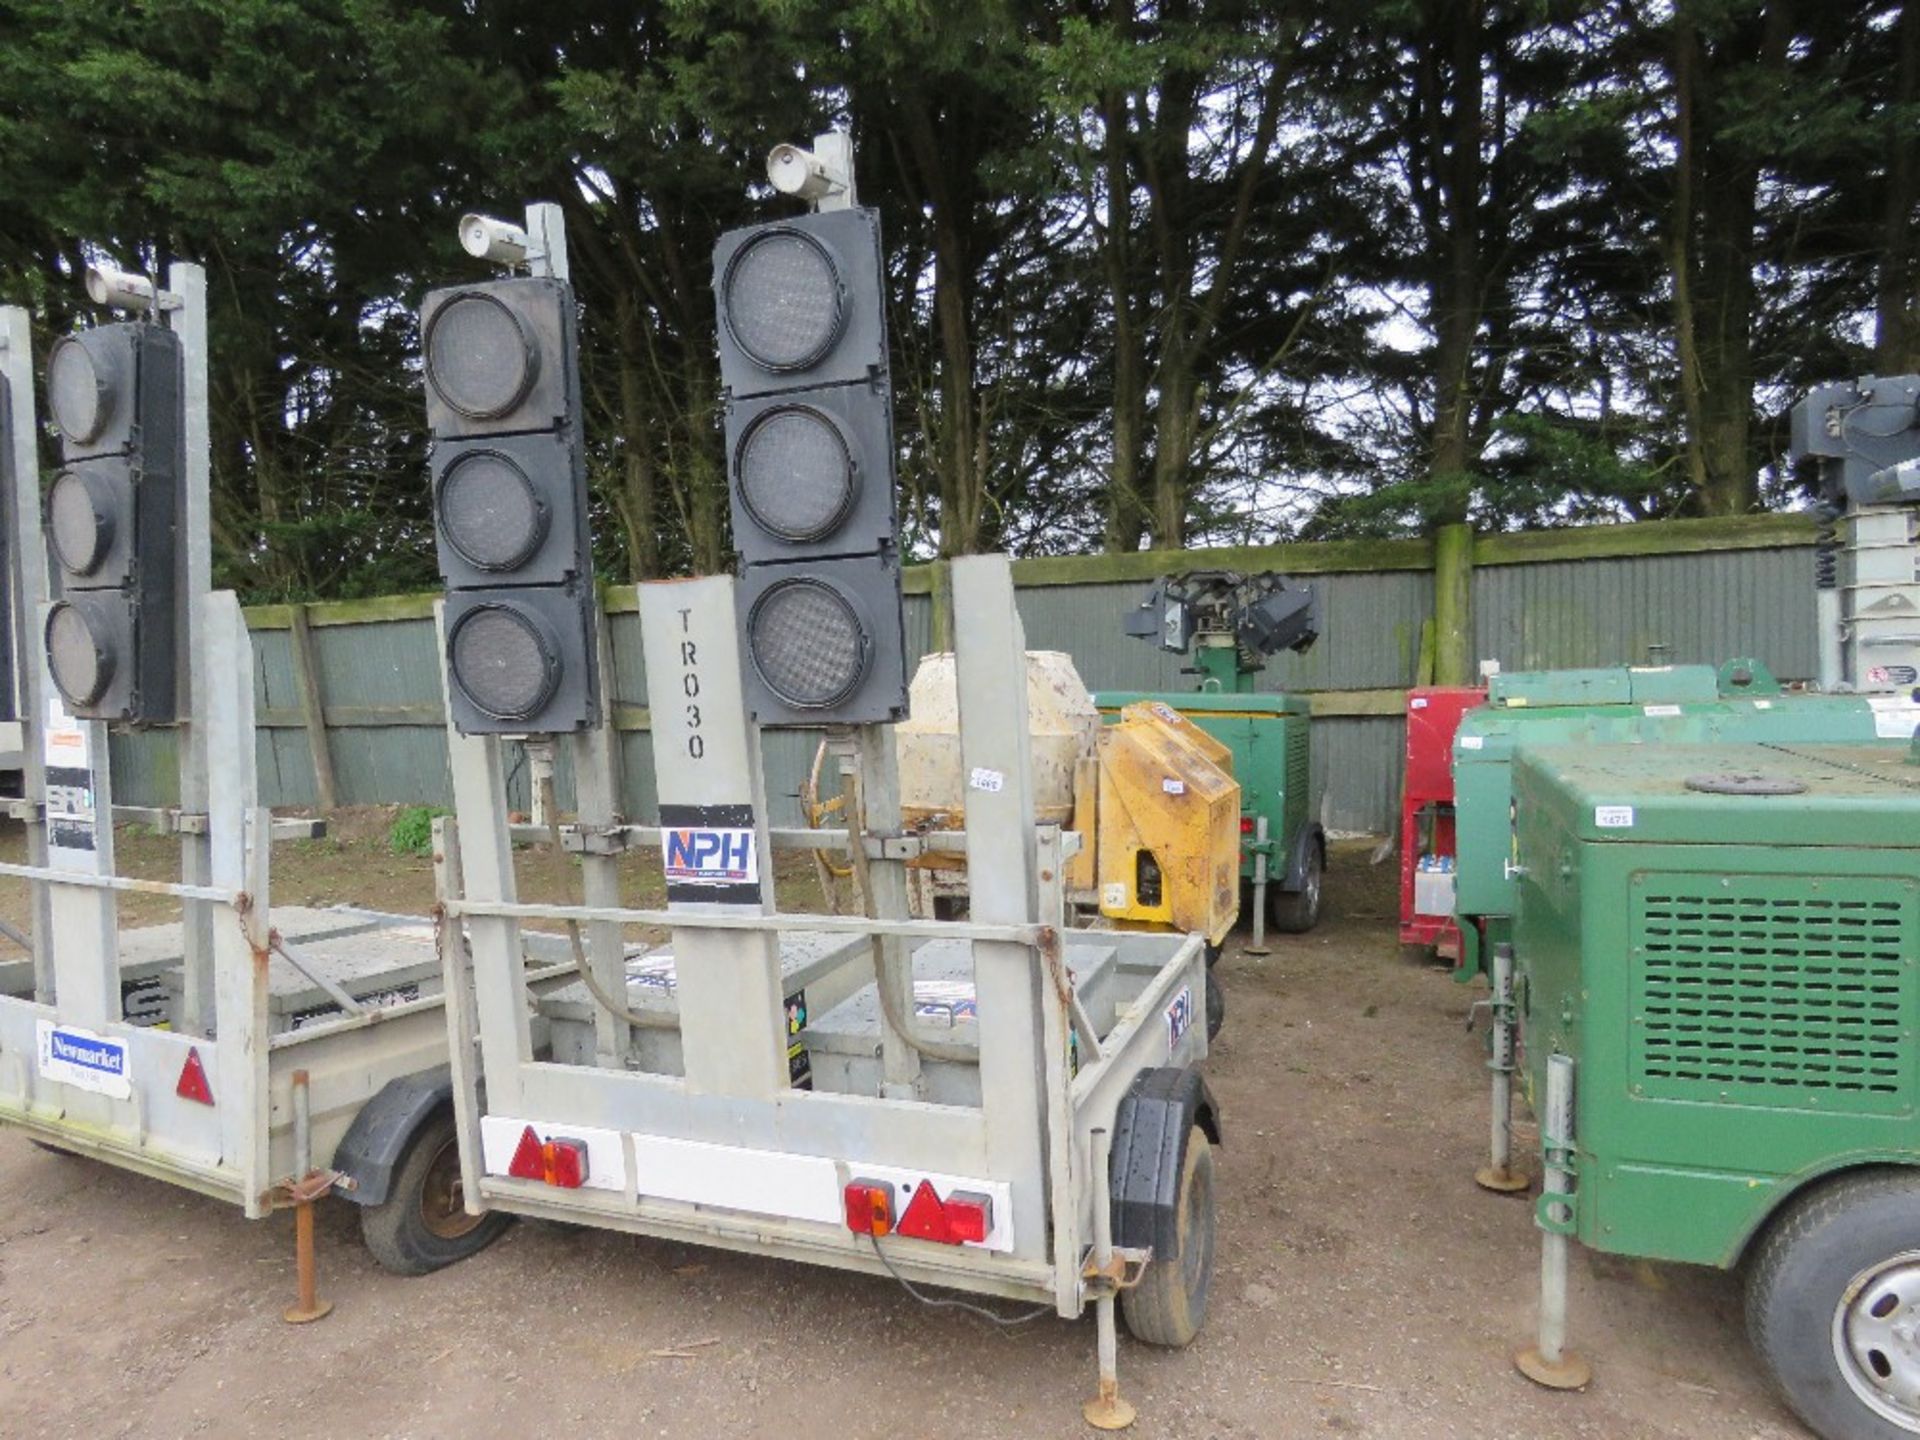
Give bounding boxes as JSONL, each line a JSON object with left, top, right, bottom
{"left": 0, "top": 278, "right": 565, "bottom": 1308}
{"left": 434, "top": 555, "right": 1219, "bottom": 1426}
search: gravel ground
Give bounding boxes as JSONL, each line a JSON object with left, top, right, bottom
{"left": 0, "top": 832, "right": 1814, "bottom": 1439}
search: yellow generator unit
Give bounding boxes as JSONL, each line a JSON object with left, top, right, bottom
{"left": 816, "top": 652, "right": 1242, "bottom": 945}
{"left": 1096, "top": 702, "right": 1240, "bottom": 946}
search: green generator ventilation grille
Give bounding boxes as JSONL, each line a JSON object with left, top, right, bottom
{"left": 1630, "top": 872, "right": 1915, "bottom": 1114}
{"left": 1285, "top": 721, "right": 1310, "bottom": 834}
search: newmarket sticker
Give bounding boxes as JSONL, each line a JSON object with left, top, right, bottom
{"left": 36, "top": 1020, "right": 132, "bottom": 1100}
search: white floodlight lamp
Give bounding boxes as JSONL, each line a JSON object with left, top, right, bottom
{"left": 84, "top": 263, "right": 159, "bottom": 311}
{"left": 459, "top": 212, "right": 532, "bottom": 267}
{"left": 767, "top": 143, "right": 851, "bottom": 205}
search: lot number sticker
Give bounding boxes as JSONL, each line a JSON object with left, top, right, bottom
{"left": 1594, "top": 805, "right": 1635, "bottom": 829}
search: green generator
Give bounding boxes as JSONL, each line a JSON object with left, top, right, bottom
{"left": 1103, "top": 570, "right": 1325, "bottom": 934}
{"left": 1504, "top": 736, "right": 1920, "bottom": 1438}
{"left": 1451, "top": 658, "right": 1917, "bottom": 981}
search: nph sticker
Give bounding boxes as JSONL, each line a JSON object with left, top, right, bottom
{"left": 1165, "top": 986, "right": 1194, "bottom": 1048}
{"left": 663, "top": 827, "right": 757, "bottom": 885}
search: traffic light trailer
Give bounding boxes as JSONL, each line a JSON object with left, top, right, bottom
{"left": 428, "top": 161, "right": 1218, "bottom": 1427}
{"left": 0, "top": 277, "right": 581, "bottom": 1316}
{"left": 435, "top": 556, "right": 1214, "bottom": 1427}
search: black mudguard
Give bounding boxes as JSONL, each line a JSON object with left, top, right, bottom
{"left": 329, "top": 1064, "right": 453, "bottom": 1207}
{"left": 1108, "top": 1066, "right": 1222, "bottom": 1258}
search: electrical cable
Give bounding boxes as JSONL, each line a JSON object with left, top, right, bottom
{"left": 865, "top": 1232, "right": 1053, "bottom": 1329}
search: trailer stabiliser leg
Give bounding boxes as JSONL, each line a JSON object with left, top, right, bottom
{"left": 280, "top": 1069, "right": 335, "bottom": 1325}
{"left": 1083, "top": 1128, "right": 1136, "bottom": 1431}
{"left": 1475, "top": 943, "right": 1528, "bottom": 1195}
{"left": 1243, "top": 815, "right": 1271, "bottom": 958}
{"left": 1515, "top": 1053, "right": 1589, "bottom": 1390}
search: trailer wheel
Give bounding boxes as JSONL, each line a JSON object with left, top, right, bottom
{"left": 1205, "top": 972, "right": 1224, "bottom": 1041}
{"left": 360, "top": 1109, "right": 508, "bottom": 1276}
{"left": 1268, "top": 838, "right": 1323, "bottom": 934}
{"left": 1121, "top": 1129, "right": 1216, "bottom": 1348}
{"left": 1747, "top": 1170, "right": 1920, "bottom": 1440}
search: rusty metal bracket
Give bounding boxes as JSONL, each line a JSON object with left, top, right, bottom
{"left": 1081, "top": 1244, "right": 1152, "bottom": 1296}
{"left": 268, "top": 1167, "right": 344, "bottom": 1210}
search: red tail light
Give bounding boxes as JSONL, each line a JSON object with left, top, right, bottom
{"left": 506, "top": 1125, "right": 588, "bottom": 1188}
{"left": 1240, "top": 816, "right": 1254, "bottom": 834}
{"left": 844, "top": 1179, "right": 894, "bottom": 1236}
{"left": 894, "top": 1180, "right": 994, "bottom": 1246}
{"left": 944, "top": 1191, "right": 993, "bottom": 1245}
{"left": 176, "top": 1047, "right": 214, "bottom": 1106}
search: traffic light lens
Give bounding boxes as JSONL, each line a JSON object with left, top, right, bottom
{"left": 47, "top": 338, "right": 109, "bottom": 444}
{"left": 448, "top": 603, "right": 562, "bottom": 722}
{"left": 46, "top": 601, "right": 113, "bottom": 707}
{"left": 425, "top": 293, "right": 539, "bottom": 420}
{"left": 47, "top": 470, "right": 116, "bottom": 576}
{"left": 723, "top": 231, "right": 845, "bottom": 371}
{"left": 746, "top": 578, "right": 869, "bottom": 709}
{"left": 439, "top": 450, "right": 550, "bottom": 572}
{"left": 737, "top": 407, "right": 856, "bottom": 542}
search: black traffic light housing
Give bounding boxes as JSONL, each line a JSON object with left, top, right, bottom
{"left": 714, "top": 206, "right": 907, "bottom": 726}
{"left": 421, "top": 276, "right": 599, "bottom": 735}
{"left": 42, "top": 324, "right": 184, "bottom": 724}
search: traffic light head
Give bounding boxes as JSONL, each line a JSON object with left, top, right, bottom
{"left": 714, "top": 210, "right": 887, "bottom": 398}
{"left": 421, "top": 277, "right": 580, "bottom": 438}
{"left": 421, "top": 273, "right": 599, "bottom": 735}
{"left": 723, "top": 384, "right": 895, "bottom": 562}
{"left": 442, "top": 584, "right": 599, "bottom": 733}
{"left": 42, "top": 322, "right": 183, "bottom": 724}
{"left": 736, "top": 556, "right": 908, "bottom": 725}
{"left": 714, "top": 206, "right": 907, "bottom": 727}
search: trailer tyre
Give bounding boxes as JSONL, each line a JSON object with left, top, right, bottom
{"left": 1268, "top": 837, "right": 1323, "bottom": 934}
{"left": 1121, "top": 1129, "right": 1216, "bottom": 1348}
{"left": 1747, "top": 1170, "right": 1920, "bottom": 1440}
{"left": 360, "top": 1109, "right": 509, "bottom": 1276}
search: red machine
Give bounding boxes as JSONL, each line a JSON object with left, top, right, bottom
{"left": 1398, "top": 686, "right": 1485, "bottom": 957}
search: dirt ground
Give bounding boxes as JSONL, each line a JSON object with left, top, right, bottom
{"left": 0, "top": 826, "right": 1812, "bottom": 1440}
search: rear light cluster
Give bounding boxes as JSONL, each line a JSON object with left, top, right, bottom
{"left": 844, "top": 1178, "right": 992, "bottom": 1246}
{"left": 507, "top": 1125, "right": 589, "bottom": 1188}
{"left": 844, "top": 1180, "right": 893, "bottom": 1236}
{"left": 1240, "top": 815, "right": 1255, "bottom": 835}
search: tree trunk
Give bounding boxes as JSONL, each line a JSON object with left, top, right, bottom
{"left": 1667, "top": 1, "right": 1781, "bottom": 515}
{"left": 1424, "top": 0, "right": 1483, "bottom": 528}
{"left": 1101, "top": 66, "right": 1149, "bottom": 552}
{"left": 614, "top": 298, "right": 660, "bottom": 581}
{"left": 902, "top": 97, "right": 987, "bottom": 555}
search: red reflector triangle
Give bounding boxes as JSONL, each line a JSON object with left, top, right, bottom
{"left": 176, "top": 1047, "right": 214, "bottom": 1106}
{"left": 506, "top": 1125, "right": 546, "bottom": 1181}
{"left": 894, "top": 1180, "right": 954, "bottom": 1244}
